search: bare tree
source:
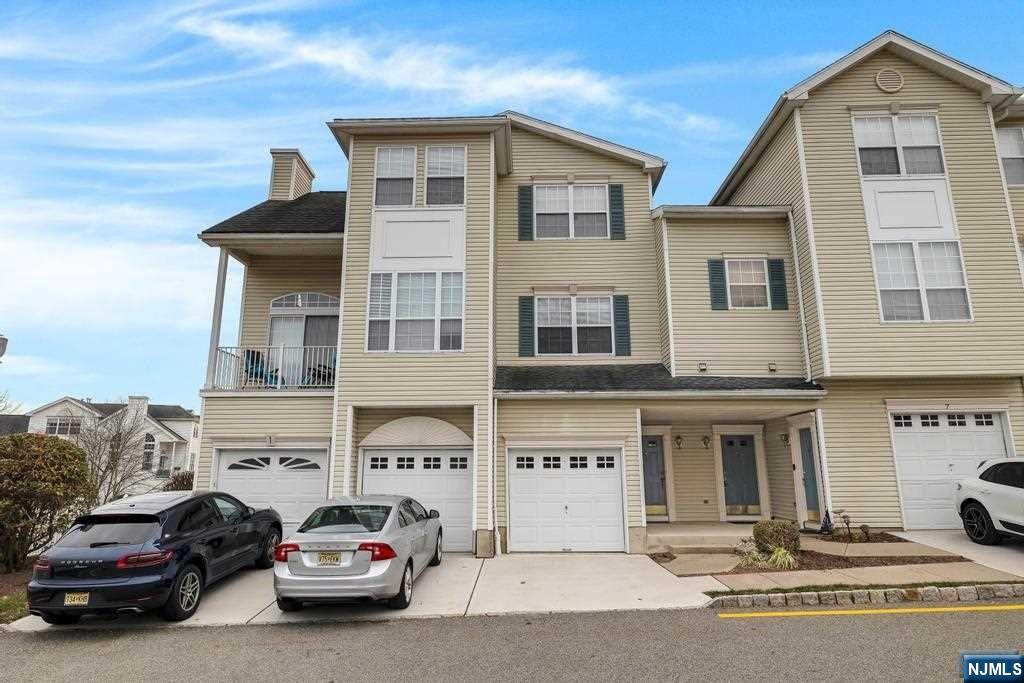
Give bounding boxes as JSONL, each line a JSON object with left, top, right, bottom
{"left": 71, "top": 405, "right": 157, "bottom": 507}
{"left": 0, "top": 389, "right": 20, "bottom": 414}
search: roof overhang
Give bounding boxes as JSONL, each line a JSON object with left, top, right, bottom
{"left": 995, "top": 95, "right": 1024, "bottom": 122}
{"left": 327, "top": 116, "right": 513, "bottom": 175}
{"left": 652, "top": 205, "right": 791, "bottom": 221}
{"left": 199, "top": 232, "right": 344, "bottom": 261}
{"left": 712, "top": 30, "right": 1023, "bottom": 205}
{"left": 26, "top": 396, "right": 102, "bottom": 417}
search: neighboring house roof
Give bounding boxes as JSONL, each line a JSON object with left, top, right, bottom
{"left": 495, "top": 364, "right": 823, "bottom": 397}
{"left": 711, "top": 30, "right": 1023, "bottom": 205}
{"left": 200, "top": 190, "right": 346, "bottom": 235}
{"left": 0, "top": 414, "right": 29, "bottom": 435}
{"left": 24, "top": 397, "right": 196, "bottom": 442}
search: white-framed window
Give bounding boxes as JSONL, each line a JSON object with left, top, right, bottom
{"left": 535, "top": 294, "right": 613, "bottom": 355}
{"left": 997, "top": 127, "right": 1024, "bottom": 186}
{"left": 157, "top": 443, "right": 172, "bottom": 476}
{"left": 853, "top": 114, "right": 945, "bottom": 177}
{"left": 375, "top": 146, "right": 416, "bottom": 206}
{"left": 426, "top": 146, "right": 465, "bottom": 205}
{"left": 871, "top": 241, "right": 970, "bottom": 322}
{"left": 366, "top": 271, "right": 464, "bottom": 352}
{"left": 423, "top": 456, "right": 441, "bottom": 470}
{"left": 534, "top": 184, "right": 609, "bottom": 239}
{"left": 397, "top": 456, "right": 415, "bottom": 469}
{"left": 142, "top": 434, "right": 155, "bottom": 470}
{"left": 724, "top": 259, "right": 770, "bottom": 309}
{"left": 45, "top": 416, "right": 81, "bottom": 436}
{"left": 892, "top": 414, "right": 913, "bottom": 428}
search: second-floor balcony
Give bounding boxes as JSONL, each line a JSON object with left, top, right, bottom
{"left": 210, "top": 345, "right": 337, "bottom": 391}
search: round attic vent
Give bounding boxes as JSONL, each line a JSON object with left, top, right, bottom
{"left": 876, "top": 68, "right": 904, "bottom": 93}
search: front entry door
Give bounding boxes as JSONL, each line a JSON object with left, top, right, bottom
{"left": 798, "top": 427, "right": 821, "bottom": 523}
{"left": 721, "top": 435, "right": 761, "bottom": 516}
{"left": 642, "top": 436, "right": 667, "bottom": 517}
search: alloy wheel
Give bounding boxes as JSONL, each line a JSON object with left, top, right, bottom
{"left": 436, "top": 536, "right": 443, "bottom": 563}
{"left": 404, "top": 566, "right": 413, "bottom": 601}
{"left": 179, "top": 572, "right": 201, "bottom": 612}
{"left": 265, "top": 532, "right": 280, "bottom": 563}
{"left": 964, "top": 507, "right": 986, "bottom": 540}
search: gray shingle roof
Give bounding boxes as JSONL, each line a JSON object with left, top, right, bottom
{"left": 82, "top": 401, "right": 196, "bottom": 421}
{"left": 201, "top": 191, "right": 346, "bottom": 235}
{"left": 495, "top": 363, "right": 822, "bottom": 393}
{"left": 0, "top": 414, "right": 29, "bottom": 435}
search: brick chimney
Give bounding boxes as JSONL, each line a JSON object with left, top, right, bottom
{"left": 268, "top": 149, "right": 315, "bottom": 201}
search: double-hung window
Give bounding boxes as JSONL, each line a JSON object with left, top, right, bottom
{"left": 997, "top": 127, "right": 1024, "bottom": 186}
{"left": 535, "top": 295, "right": 613, "bottom": 355}
{"left": 854, "top": 114, "right": 945, "bottom": 177}
{"left": 375, "top": 146, "right": 415, "bottom": 206}
{"left": 367, "top": 272, "right": 463, "bottom": 351}
{"left": 534, "top": 184, "right": 609, "bottom": 239}
{"left": 725, "top": 259, "right": 770, "bottom": 308}
{"left": 872, "top": 241, "right": 970, "bottom": 321}
{"left": 426, "top": 146, "right": 465, "bottom": 205}
{"left": 45, "top": 416, "right": 81, "bottom": 435}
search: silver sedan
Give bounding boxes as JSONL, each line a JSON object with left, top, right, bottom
{"left": 273, "top": 495, "right": 443, "bottom": 611}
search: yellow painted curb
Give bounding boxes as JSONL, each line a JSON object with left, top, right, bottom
{"left": 719, "top": 603, "right": 1024, "bottom": 619}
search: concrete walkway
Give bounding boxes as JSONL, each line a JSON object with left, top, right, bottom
{"left": 896, "top": 530, "right": 1024, "bottom": 576}
{"left": 713, "top": 560, "right": 1021, "bottom": 591}
{"left": 7, "top": 553, "right": 727, "bottom": 632}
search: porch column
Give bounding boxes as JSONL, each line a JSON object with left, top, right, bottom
{"left": 204, "top": 248, "right": 229, "bottom": 388}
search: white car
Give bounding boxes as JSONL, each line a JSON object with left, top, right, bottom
{"left": 956, "top": 458, "right": 1024, "bottom": 545}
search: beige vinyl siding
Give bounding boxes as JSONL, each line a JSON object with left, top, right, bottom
{"left": 799, "top": 50, "right": 1024, "bottom": 376}
{"left": 1010, "top": 186, "right": 1024, "bottom": 238}
{"left": 764, "top": 417, "right": 797, "bottom": 521}
{"left": 269, "top": 156, "right": 294, "bottom": 200}
{"left": 495, "top": 127, "right": 662, "bottom": 365}
{"left": 665, "top": 216, "right": 804, "bottom": 376}
{"left": 819, "top": 377, "right": 1024, "bottom": 528}
{"left": 653, "top": 220, "right": 672, "bottom": 369}
{"left": 238, "top": 255, "right": 341, "bottom": 347}
{"left": 496, "top": 399, "right": 642, "bottom": 531}
{"left": 195, "top": 395, "right": 334, "bottom": 489}
{"left": 729, "top": 116, "right": 824, "bottom": 377}
{"left": 666, "top": 425, "right": 720, "bottom": 521}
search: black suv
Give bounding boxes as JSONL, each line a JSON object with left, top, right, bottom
{"left": 28, "top": 491, "right": 282, "bottom": 624}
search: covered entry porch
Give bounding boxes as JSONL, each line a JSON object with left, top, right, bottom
{"left": 638, "top": 398, "right": 828, "bottom": 533}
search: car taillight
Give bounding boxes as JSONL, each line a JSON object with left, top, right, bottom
{"left": 33, "top": 556, "right": 50, "bottom": 573}
{"left": 116, "top": 550, "right": 174, "bottom": 570}
{"left": 358, "top": 542, "right": 397, "bottom": 561}
{"left": 274, "top": 543, "right": 300, "bottom": 562}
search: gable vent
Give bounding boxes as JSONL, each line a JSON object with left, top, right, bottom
{"left": 875, "top": 68, "right": 904, "bottom": 94}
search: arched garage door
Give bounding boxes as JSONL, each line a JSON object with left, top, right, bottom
{"left": 217, "top": 449, "right": 328, "bottom": 534}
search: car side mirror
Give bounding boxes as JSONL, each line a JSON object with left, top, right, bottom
{"left": 429, "top": 509, "right": 440, "bottom": 519}
{"left": 246, "top": 506, "right": 255, "bottom": 518}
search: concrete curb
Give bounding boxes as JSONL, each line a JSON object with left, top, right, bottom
{"left": 708, "top": 583, "right": 1024, "bottom": 609}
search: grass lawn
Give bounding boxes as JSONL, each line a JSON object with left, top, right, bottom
{"left": 0, "top": 568, "right": 31, "bottom": 624}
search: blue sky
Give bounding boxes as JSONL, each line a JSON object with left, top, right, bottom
{"left": 1, "top": 1, "right": 1022, "bottom": 412}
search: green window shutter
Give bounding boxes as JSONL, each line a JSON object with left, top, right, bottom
{"left": 767, "top": 259, "right": 788, "bottom": 310}
{"left": 708, "top": 260, "right": 728, "bottom": 310}
{"left": 518, "top": 296, "right": 535, "bottom": 356}
{"left": 608, "top": 184, "right": 625, "bottom": 240}
{"left": 518, "top": 185, "right": 534, "bottom": 241}
{"left": 613, "top": 295, "right": 631, "bottom": 356}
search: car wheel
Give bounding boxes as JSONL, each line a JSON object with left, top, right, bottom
{"left": 276, "top": 597, "right": 303, "bottom": 612}
{"left": 40, "top": 612, "right": 82, "bottom": 625}
{"left": 160, "top": 564, "right": 204, "bottom": 621}
{"left": 255, "top": 528, "right": 280, "bottom": 569}
{"left": 388, "top": 562, "right": 413, "bottom": 609}
{"left": 428, "top": 532, "right": 443, "bottom": 567}
{"left": 962, "top": 502, "right": 1003, "bottom": 545}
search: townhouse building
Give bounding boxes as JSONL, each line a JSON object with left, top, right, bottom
{"left": 194, "top": 31, "right": 1024, "bottom": 556}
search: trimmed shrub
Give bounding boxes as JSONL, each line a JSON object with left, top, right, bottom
{"left": 752, "top": 519, "right": 801, "bottom": 554}
{"left": 162, "top": 470, "right": 194, "bottom": 492}
{"left": 0, "top": 434, "right": 90, "bottom": 572}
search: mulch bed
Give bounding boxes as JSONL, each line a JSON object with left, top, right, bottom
{"left": 813, "top": 531, "right": 908, "bottom": 543}
{"left": 0, "top": 568, "right": 30, "bottom": 598}
{"left": 725, "top": 549, "right": 967, "bottom": 574}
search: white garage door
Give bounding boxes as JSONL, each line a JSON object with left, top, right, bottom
{"left": 217, "top": 449, "right": 328, "bottom": 534}
{"left": 892, "top": 411, "right": 1008, "bottom": 529}
{"left": 508, "top": 448, "right": 625, "bottom": 552}
{"left": 361, "top": 448, "right": 473, "bottom": 552}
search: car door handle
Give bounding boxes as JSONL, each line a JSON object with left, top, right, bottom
{"left": 979, "top": 488, "right": 992, "bottom": 494}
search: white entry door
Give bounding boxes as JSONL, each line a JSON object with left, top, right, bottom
{"left": 508, "top": 448, "right": 625, "bottom": 552}
{"left": 361, "top": 448, "right": 473, "bottom": 552}
{"left": 891, "top": 411, "right": 1009, "bottom": 529}
{"left": 217, "top": 449, "right": 328, "bottom": 534}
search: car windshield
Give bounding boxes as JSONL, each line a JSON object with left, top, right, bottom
{"left": 298, "top": 505, "right": 392, "bottom": 534}
{"left": 57, "top": 516, "right": 161, "bottom": 548}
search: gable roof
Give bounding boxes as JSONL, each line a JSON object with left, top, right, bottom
{"left": 0, "top": 414, "right": 29, "bottom": 435}
{"left": 712, "top": 30, "right": 1023, "bottom": 205}
{"left": 201, "top": 191, "right": 345, "bottom": 236}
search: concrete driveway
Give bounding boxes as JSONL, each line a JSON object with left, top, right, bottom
{"left": 7, "top": 553, "right": 723, "bottom": 632}
{"left": 896, "top": 529, "right": 1024, "bottom": 577}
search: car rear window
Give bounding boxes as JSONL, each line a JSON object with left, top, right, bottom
{"left": 57, "top": 515, "right": 161, "bottom": 548}
{"left": 298, "top": 505, "right": 391, "bottom": 533}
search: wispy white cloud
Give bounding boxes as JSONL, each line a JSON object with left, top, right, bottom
{"left": 1, "top": 354, "right": 93, "bottom": 379}
{"left": 625, "top": 51, "right": 843, "bottom": 87}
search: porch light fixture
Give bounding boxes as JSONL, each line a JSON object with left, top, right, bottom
{"left": 780, "top": 433, "right": 790, "bottom": 445}
{"left": 701, "top": 435, "right": 711, "bottom": 449}
{"left": 767, "top": 361, "right": 777, "bottom": 373}
{"left": 697, "top": 361, "right": 708, "bottom": 373}
{"left": 673, "top": 435, "right": 683, "bottom": 449}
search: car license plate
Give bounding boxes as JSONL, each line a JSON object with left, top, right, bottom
{"left": 64, "top": 592, "right": 89, "bottom": 607}
{"left": 318, "top": 552, "right": 341, "bottom": 566}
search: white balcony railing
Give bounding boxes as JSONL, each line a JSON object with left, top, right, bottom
{"left": 210, "top": 346, "right": 337, "bottom": 391}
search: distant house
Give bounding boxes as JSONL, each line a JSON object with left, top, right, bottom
{"left": 0, "top": 414, "right": 29, "bottom": 435}
{"left": 24, "top": 396, "right": 199, "bottom": 480}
